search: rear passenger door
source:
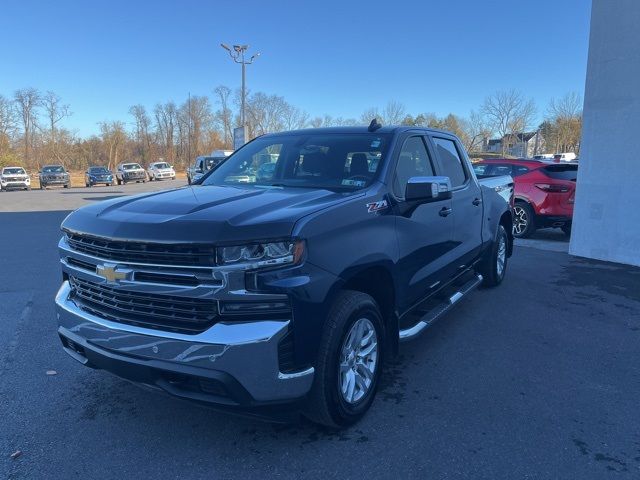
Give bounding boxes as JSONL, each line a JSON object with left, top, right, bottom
{"left": 430, "top": 136, "right": 484, "bottom": 270}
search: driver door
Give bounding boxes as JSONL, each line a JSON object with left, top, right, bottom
{"left": 393, "top": 135, "right": 456, "bottom": 310}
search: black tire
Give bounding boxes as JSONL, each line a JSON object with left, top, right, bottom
{"left": 64, "top": 183, "right": 69, "bottom": 189}
{"left": 561, "top": 223, "right": 572, "bottom": 237}
{"left": 513, "top": 202, "right": 536, "bottom": 238}
{"left": 304, "top": 290, "right": 384, "bottom": 428}
{"left": 479, "top": 224, "right": 509, "bottom": 287}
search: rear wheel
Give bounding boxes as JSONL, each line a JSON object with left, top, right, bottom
{"left": 513, "top": 202, "right": 536, "bottom": 238}
{"left": 479, "top": 224, "right": 509, "bottom": 287}
{"left": 304, "top": 291, "right": 383, "bottom": 428}
{"left": 561, "top": 223, "right": 572, "bottom": 237}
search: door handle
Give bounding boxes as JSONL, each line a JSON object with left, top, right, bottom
{"left": 472, "top": 198, "right": 482, "bottom": 206}
{"left": 439, "top": 207, "right": 453, "bottom": 217}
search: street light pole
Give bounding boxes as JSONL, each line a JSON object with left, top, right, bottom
{"left": 220, "top": 43, "right": 260, "bottom": 128}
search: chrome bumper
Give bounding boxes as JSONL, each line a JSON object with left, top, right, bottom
{"left": 55, "top": 281, "right": 314, "bottom": 404}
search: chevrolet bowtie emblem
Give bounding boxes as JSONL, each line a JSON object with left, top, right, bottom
{"left": 96, "top": 263, "right": 130, "bottom": 283}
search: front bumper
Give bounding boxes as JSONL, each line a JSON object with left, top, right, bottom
{"left": 1, "top": 181, "right": 29, "bottom": 189}
{"left": 41, "top": 178, "right": 69, "bottom": 185}
{"left": 55, "top": 281, "right": 314, "bottom": 406}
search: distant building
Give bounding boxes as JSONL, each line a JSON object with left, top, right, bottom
{"left": 485, "top": 131, "right": 545, "bottom": 157}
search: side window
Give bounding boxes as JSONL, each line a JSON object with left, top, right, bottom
{"left": 432, "top": 137, "right": 467, "bottom": 187}
{"left": 393, "top": 136, "right": 434, "bottom": 198}
{"left": 491, "top": 164, "right": 513, "bottom": 176}
{"left": 513, "top": 165, "right": 530, "bottom": 177}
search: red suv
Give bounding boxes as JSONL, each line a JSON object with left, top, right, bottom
{"left": 473, "top": 159, "right": 577, "bottom": 238}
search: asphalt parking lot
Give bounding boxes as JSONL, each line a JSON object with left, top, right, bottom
{"left": 1, "top": 183, "right": 639, "bottom": 479}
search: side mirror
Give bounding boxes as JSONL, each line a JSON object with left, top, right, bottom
{"left": 405, "top": 176, "right": 452, "bottom": 202}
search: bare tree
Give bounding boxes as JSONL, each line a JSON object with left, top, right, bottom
{"left": 0, "top": 95, "right": 18, "bottom": 161}
{"left": 129, "top": 104, "right": 151, "bottom": 164}
{"left": 213, "top": 85, "right": 234, "bottom": 148}
{"left": 99, "top": 121, "right": 127, "bottom": 169}
{"left": 154, "top": 102, "right": 177, "bottom": 162}
{"left": 42, "top": 91, "right": 71, "bottom": 162}
{"left": 282, "top": 105, "right": 309, "bottom": 130}
{"left": 382, "top": 100, "right": 406, "bottom": 125}
{"left": 463, "top": 110, "right": 491, "bottom": 152}
{"left": 359, "top": 107, "right": 380, "bottom": 125}
{"left": 13, "top": 87, "right": 41, "bottom": 165}
{"left": 546, "top": 92, "right": 582, "bottom": 153}
{"left": 481, "top": 90, "right": 536, "bottom": 154}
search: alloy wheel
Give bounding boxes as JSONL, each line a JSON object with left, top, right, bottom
{"left": 513, "top": 205, "right": 528, "bottom": 236}
{"left": 339, "top": 317, "right": 378, "bottom": 404}
{"left": 497, "top": 232, "right": 507, "bottom": 277}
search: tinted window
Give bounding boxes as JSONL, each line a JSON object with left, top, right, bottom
{"left": 541, "top": 164, "right": 578, "bottom": 181}
{"left": 433, "top": 137, "right": 466, "bottom": 186}
{"left": 393, "top": 136, "right": 434, "bottom": 197}
{"left": 489, "top": 164, "right": 513, "bottom": 176}
{"left": 513, "top": 165, "right": 531, "bottom": 177}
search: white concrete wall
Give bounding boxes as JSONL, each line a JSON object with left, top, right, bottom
{"left": 569, "top": 0, "right": 640, "bottom": 266}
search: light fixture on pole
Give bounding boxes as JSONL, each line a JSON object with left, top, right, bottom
{"left": 220, "top": 43, "right": 260, "bottom": 128}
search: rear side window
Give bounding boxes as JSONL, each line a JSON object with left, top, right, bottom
{"left": 541, "top": 165, "right": 578, "bottom": 181}
{"left": 433, "top": 137, "right": 467, "bottom": 186}
{"left": 489, "top": 164, "right": 513, "bottom": 176}
{"left": 513, "top": 165, "right": 531, "bottom": 177}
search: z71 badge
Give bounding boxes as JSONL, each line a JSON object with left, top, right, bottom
{"left": 366, "top": 199, "right": 389, "bottom": 213}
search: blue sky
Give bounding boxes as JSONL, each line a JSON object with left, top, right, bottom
{"left": 0, "top": 0, "right": 592, "bottom": 136}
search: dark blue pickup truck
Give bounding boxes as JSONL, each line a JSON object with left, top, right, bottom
{"left": 55, "top": 125, "right": 514, "bottom": 427}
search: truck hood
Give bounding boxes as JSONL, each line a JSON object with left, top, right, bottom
{"left": 62, "top": 185, "right": 356, "bottom": 243}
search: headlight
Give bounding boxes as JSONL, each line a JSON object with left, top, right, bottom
{"left": 217, "top": 240, "right": 304, "bottom": 268}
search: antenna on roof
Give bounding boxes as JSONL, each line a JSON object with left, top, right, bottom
{"left": 368, "top": 118, "right": 382, "bottom": 132}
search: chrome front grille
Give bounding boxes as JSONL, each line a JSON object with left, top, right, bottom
{"left": 69, "top": 276, "right": 218, "bottom": 334}
{"left": 64, "top": 231, "right": 217, "bottom": 267}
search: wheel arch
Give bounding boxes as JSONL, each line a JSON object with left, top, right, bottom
{"left": 499, "top": 210, "right": 514, "bottom": 256}
{"left": 339, "top": 264, "right": 399, "bottom": 357}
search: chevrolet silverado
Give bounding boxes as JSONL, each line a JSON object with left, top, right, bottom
{"left": 55, "top": 125, "right": 514, "bottom": 427}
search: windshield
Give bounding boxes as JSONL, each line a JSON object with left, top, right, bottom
{"left": 153, "top": 162, "right": 170, "bottom": 169}
{"left": 122, "top": 163, "right": 142, "bottom": 170}
{"left": 3, "top": 167, "right": 26, "bottom": 175}
{"left": 201, "top": 133, "right": 391, "bottom": 191}
{"left": 89, "top": 167, "right": 109, "bottom": 174}
{"left": 42, "top": 166, "right": 65, "bottom": 173}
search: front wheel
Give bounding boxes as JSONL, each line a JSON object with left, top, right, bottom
{"left": 513, "top": 202, "right": 536, "bottom": 238}
{"left": 304, "top": 291, "right": 384, "bottom": 428}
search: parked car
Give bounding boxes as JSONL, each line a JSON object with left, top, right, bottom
{"left": 147, "top": 161, "right": 176, "bottom": 181}
{"left": 474, "top": 158, "right": 577, "bottom": 237}
{"left": 85, "top": 166, "right": 114, "bottom": 187}
{"left": 187, "top": 150, "right": 233, "bottom": 184}
{"left": 39, "top": 165, "right": 70, "bottom": 189}
{"left": 55, "top": 126, "right": 514, "bottom": 427}
{"left": 553, "top": 152, "right": 577, "bottom": 163}
{"left": 533, "top": 154, "right": 555, "bottom": 161}
{"left": 115, "top": 162, "right": 146, "bottom": 185}
{"left": 0, "top": 166, "right": 31, "bottom": 191}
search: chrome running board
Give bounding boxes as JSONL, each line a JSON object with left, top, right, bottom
{"left": 399, "top": 273, "right": 483, "bottom": 342}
